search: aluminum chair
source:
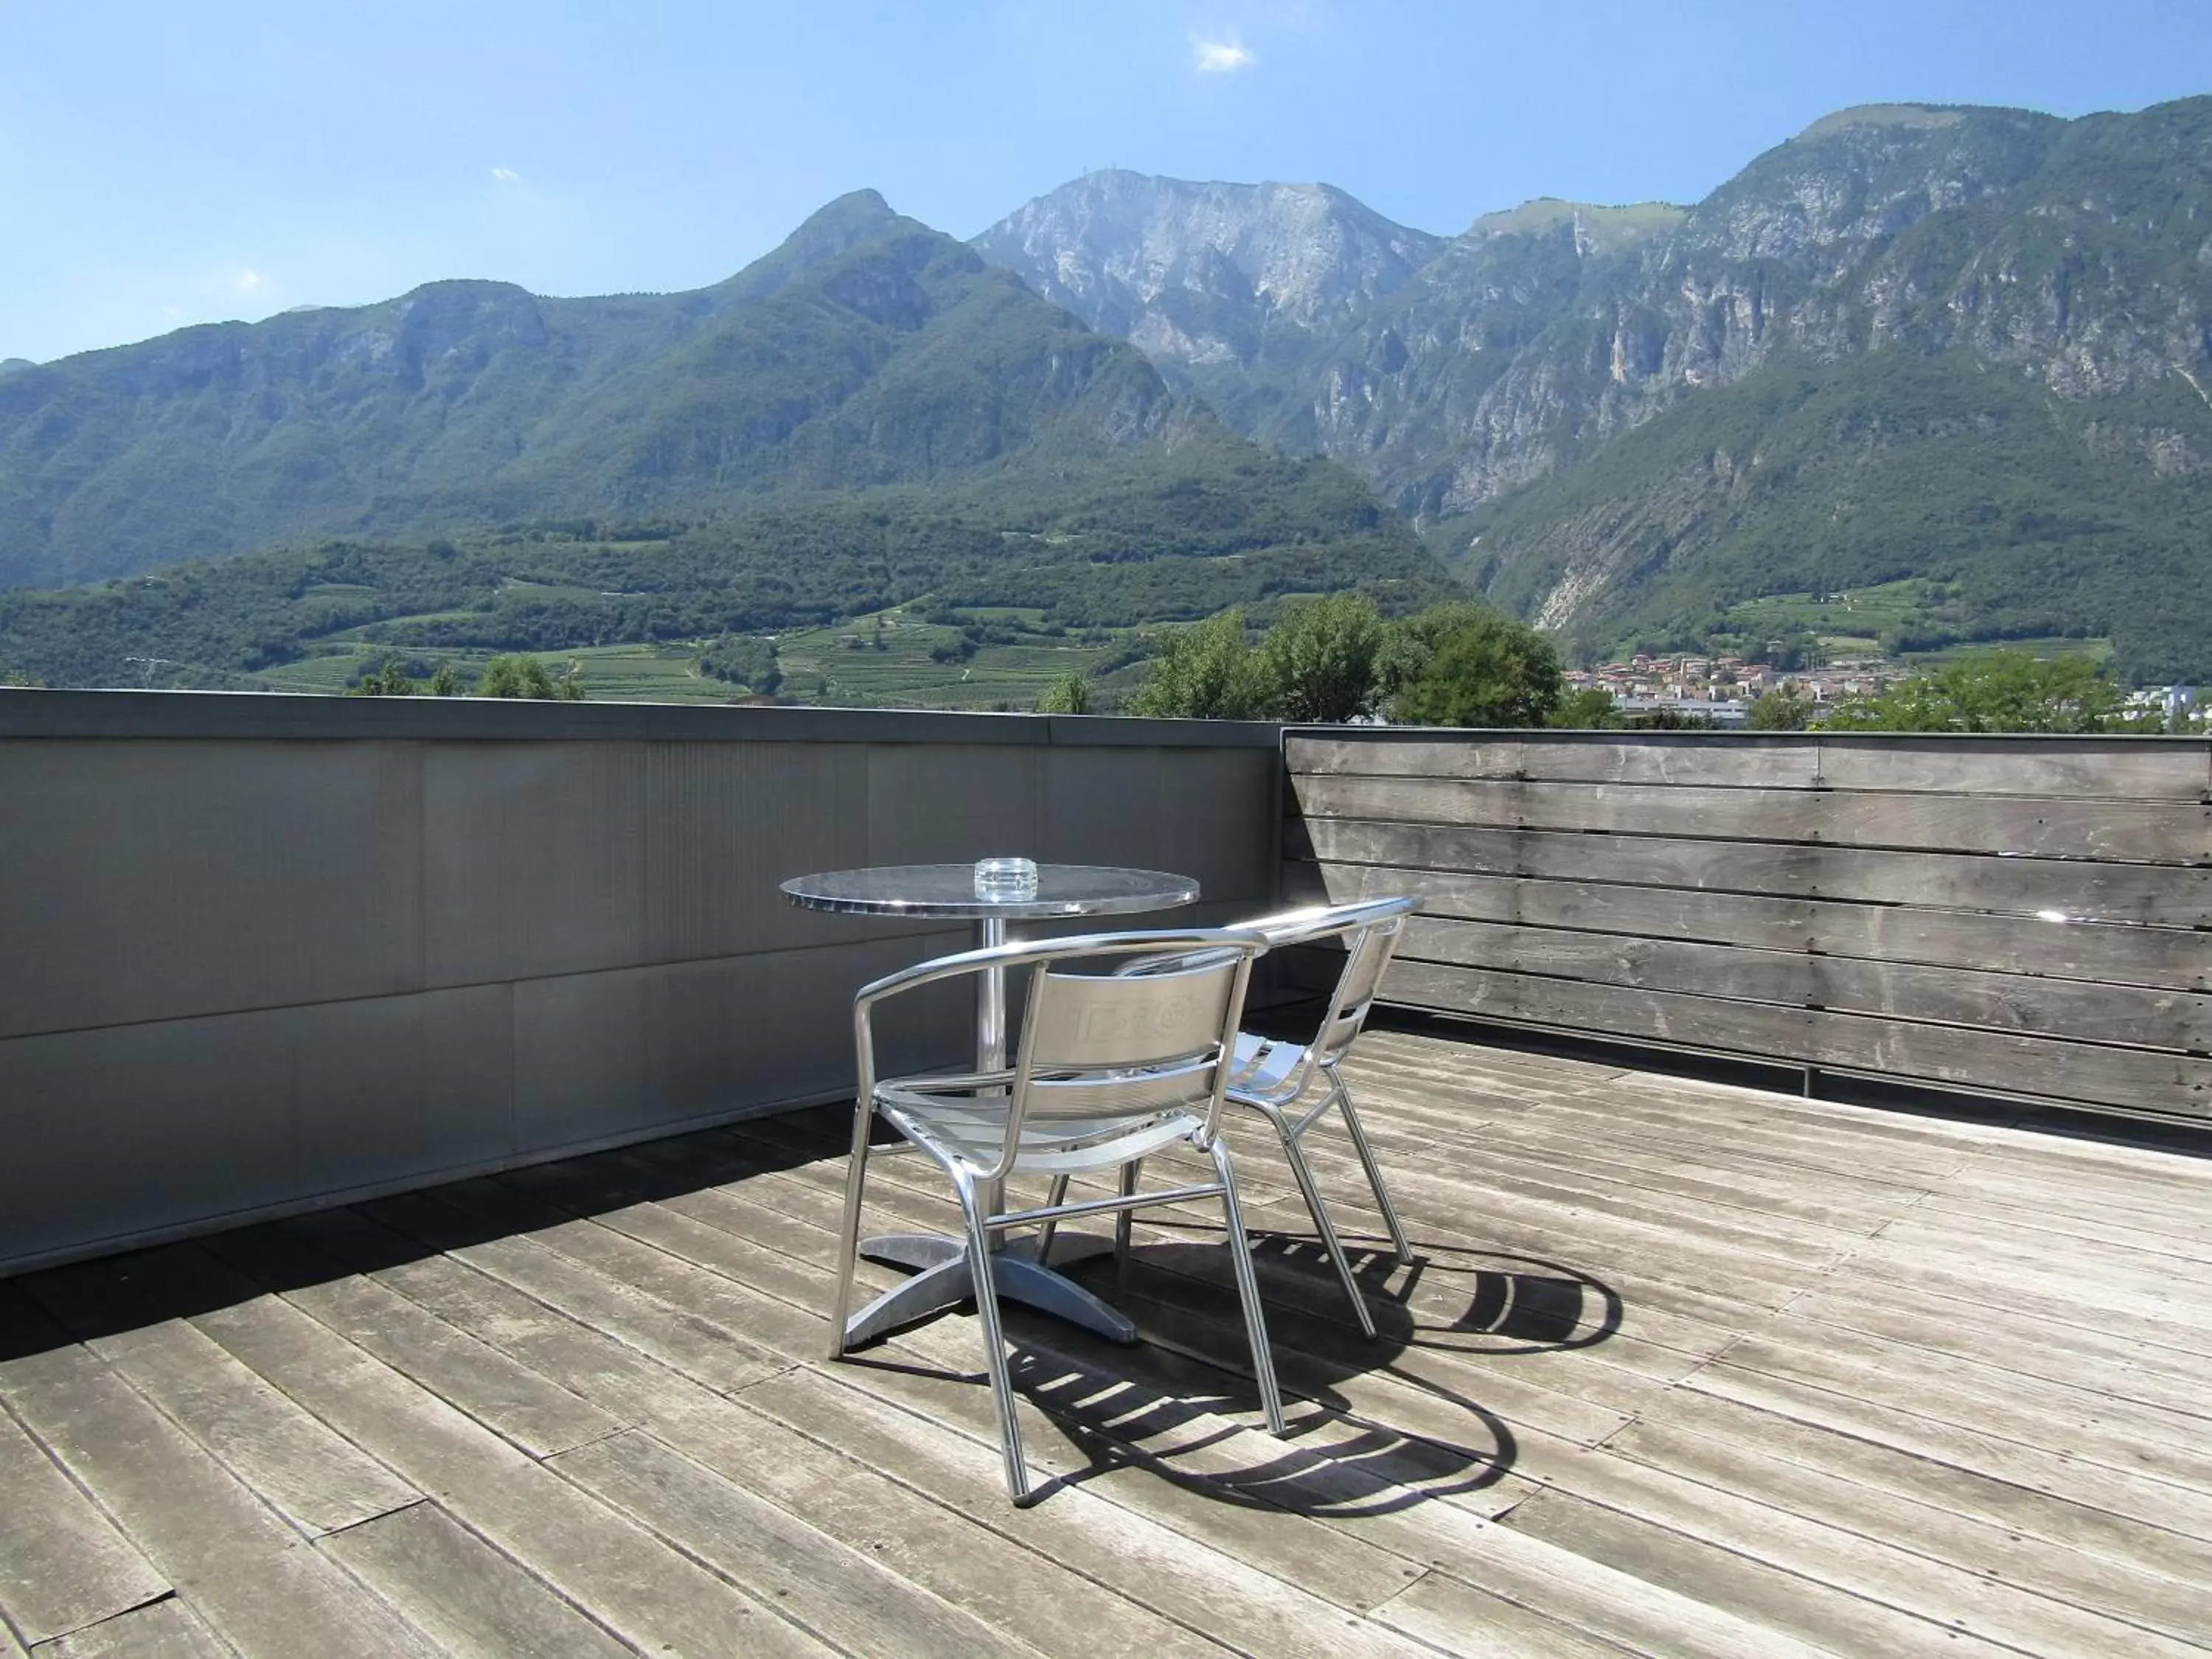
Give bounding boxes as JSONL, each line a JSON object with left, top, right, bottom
{"left": 1223, "top": 897, "right": 1420, "bottom": 1338}
{"left": 830, "top": 928, "right": 1286, "bottom": 1504}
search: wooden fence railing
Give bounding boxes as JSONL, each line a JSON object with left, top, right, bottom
{"left": 1280, "top": 730, "right": 2212, "bottom": 1123}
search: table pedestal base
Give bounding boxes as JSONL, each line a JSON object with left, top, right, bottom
{"left": 846, "top": 1232, "right": 1135, "bottom": 1349}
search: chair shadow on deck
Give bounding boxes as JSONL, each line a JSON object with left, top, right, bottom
{"left": 0, "top": 1105, "right": 1625, "bottom": 1526}
{"left": 833, "top": 1166, "right": 1627, "bottom": 1517}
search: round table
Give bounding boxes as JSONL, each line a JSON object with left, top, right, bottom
{"left": 782, "top": 862, "right": 1201, "bottom": 1347}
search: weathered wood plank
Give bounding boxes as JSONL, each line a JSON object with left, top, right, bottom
{"left": 24, "top": 1248, "right": 417, "bottom": 1538}
{"left": 1296, "top": 859, "right": 2212, "bottom": 990}
{"left": 37, "top": 1597, "right": 230, "bottom": 1659}
{"left": 1364, "top": 1571, "right": 1625, "bottom": 1658}
{"left": 1380, "top": 959, "right": 2212, "bottom": 1116}
{"left": 1612, "top": 1385, "right": 2212, "bottom": 1627}
{"left": 1287, "top": 732, "right": 2212, "bottom": 801}
{"left": 509, "top": 1147, "right": 1471, "bottom": 1623}
{"left": 1546, "top": 1411, "right": 2212, "bottom": 1654}
{"left": 1369, "top": 1526, "right": 1843, "bottom": 1659}
{"left": 1292, "top": 773, "right": 2212, "bottom": 865}
{"left": 744, "top": 1366, "right": 1442, "bottom": 1659}
{"left": 182, "top": 1284, "right": 832, "bottom": 1659}
{"left": 1685, "top": 1360, "right": 2212, "bottom": 1545}
{"left": 1397, "top": 914, "right": 2212, "bottom": 1052}
{"left": 552, "top": 1430, "right": 1037, "bottom": 1659}
{"left": 324, "top": 1202, "right": 1245, "bottom": 1659}
{"left": 0, "top": 1397, "right": 168, "bottom": 1647}
{"left": 1291, "top": 817, "right": 2212, "bottom": 925}
{"left": 358, "top": 1186, "right": 790, "bottom": 1393}
{"left": 675, "top": 1394, "right": 1237, "bottom": 1659}
{"left": 1632, "top": 1388, "right": 2212, "bottom": 1598}
{"left": 316, "top": 1501, "right": 633, "bottom": 1658}
{"left": 81, "top": 1320, "right": 419, "bottom": 1541}
{"left": 1816, "top": 736, "right": 2212, "bottom": 801}
{"left": 195, "top": 1228, "right": 627, "bottom": 1459}
{"left": 1499, "top": 1486, "right": 2031, "bottom": 1659}
{"left": 1288, "top": 734, "right": 1826, "bottom": 789}
{"left": 0, "top": 1345, "right": 442, "bottom": 1659}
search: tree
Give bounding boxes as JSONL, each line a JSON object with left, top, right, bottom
{"left": 1825, "top": 650, "right": 2137, "bottom": 733}
{"left": 346, "top": 656, "right": 418, "bottom": 697}
{"left": 475, "top": 655, "right": 585, "bottom": 700}
{"left": 1747, "top": 683, "right": 1815, "bottom": 730}
{"left": 1256, "top": 593, "right": 1382, "bottom": 723}
{"left": 1125, "top": 610, "right": 1270, "bottom": 719}
{"left": 1382, "top": 604, "right": 1563, "bottom": 728}
{"left": 1034, "top": 671, "right": 1091, "bottom": 714}
{"left": 427, "top": 663, "right": 461, "bottom": 697}
{"left": 1548, "top": 686, "right": 1623, "bottom": 728}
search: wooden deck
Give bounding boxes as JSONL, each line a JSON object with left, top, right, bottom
{"left": 5, "top": 1029, "right": 2212, "bottom": 1658}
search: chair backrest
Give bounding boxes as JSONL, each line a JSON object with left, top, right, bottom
{"left": 1000, "top": 933, "right": 1261, "bottom": 1172}
{"left": 1233, "top": 896, "right": 1418, "bottom": 1085}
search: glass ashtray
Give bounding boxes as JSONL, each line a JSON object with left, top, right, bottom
{"left": 973, "top": 856, "right": 1039, "bottom": 897}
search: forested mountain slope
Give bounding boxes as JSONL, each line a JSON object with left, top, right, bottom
{"left": 980, "top": 99, "right": 2212, "bottom": 677}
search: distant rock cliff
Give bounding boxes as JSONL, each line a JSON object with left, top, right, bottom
{"left": 978, "top": 100, "right": 2212, "bottom": 675}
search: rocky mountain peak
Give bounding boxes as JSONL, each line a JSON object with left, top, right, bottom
{"left": 975, "top": 170, "right": 1444, "bottom": 364}
{"left": 1464, "top": 198, "right": 1687, "bottom": 256}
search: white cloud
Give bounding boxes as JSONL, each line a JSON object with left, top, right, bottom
{"left": 234, "top": 267, "right": 267, "bottom": 294}
{"left": 490, "top": 166, "right": 522, "bottom": 184}
{"left": 1192, "top": 38, "right": 1253, "bottom": 74}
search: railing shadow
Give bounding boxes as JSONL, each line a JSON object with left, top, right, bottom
{"left": 0, "top": 1110, "right": 846, "bottom": 1363}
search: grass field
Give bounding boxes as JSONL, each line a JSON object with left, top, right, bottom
{"left": 250, "top": 603, "right": 1151, "bottom": 709}
{"left": 1721, "top": 582, "right": 2111, "bottom": 668}
{"left": 1723, "top": 579, "right": 1933, "bottom": 651}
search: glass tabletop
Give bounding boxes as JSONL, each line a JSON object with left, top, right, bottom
{"left": 780, "top": 863, "right": 1200, "bottom": 919}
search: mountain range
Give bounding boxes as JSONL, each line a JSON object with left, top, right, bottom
{"left": 978, "top": 98, "right": 2212, "bottom": 680}
{"left": 3, "top": 94, "right": 2210, "bottom": 686}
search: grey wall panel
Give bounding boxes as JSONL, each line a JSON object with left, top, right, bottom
{"left": 288, "top": 984, "right": 518, "bottom": 1194}
{"left": 510, "top": 967, "right": 653, "bottom": 1152}
{"left": 421, "top": 742, "right": 650, "bottom": 987}
{"left": 0, "top": 739, "right": 425, "bottom": 1038}
{"left": 866, "top": 743, "right": 1044, "bottom": 866}
{"left": 0, "top": 692, "right": 1282, "bottom": 1273}
{"left": 1039, "top": 746, "right": 1165, "bottom": 872}
{"left": 0, "top": 984, "right": 512, "bottom": 1265}
{"left": 1159, "top": 748, "right": 1280, "bottom": 905}
{"left": 0, "top": 1010, "right": 294, "bottom": 1265}
{"left": 642, "top": 934, "right": 975, "bottom": 1127}
{"left": 640, "top": 740, "right": 875, "bottom": 961}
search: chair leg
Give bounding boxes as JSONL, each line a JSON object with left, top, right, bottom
{"left": 1208, "top": 1138, "right": 1286, "bottom": 1436}
{"left": 1034, "top": 1173, "right": 1071, "bottom": 1265}
{"left": 1270, "top": 1110, "right": 1377, "bottom": 1340}
{"left": 956, "top": 1171, "right": 1032, "bottom": 1503}
{"left": 1332, "top": 1069, "right": 1413, "bottom": 1265}
{"left": 828, "top": 1106, "right": 874, "bottom": 1360}
{"left": 1114, "top": 1158, "right": 1141, "bottom": 1265}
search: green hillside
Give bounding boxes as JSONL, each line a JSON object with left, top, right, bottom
{"left": 0, "top": 439, "right": 1452, "bottom": 692}
{"left": 0, "top": 192, "right": 1207, "bottom": 588}
{"left": 1449, "top": 350, "right": 2212, "bottom": 680}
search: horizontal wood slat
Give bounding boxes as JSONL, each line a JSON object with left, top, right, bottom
{"left": 1290, "top": 776, "right": 2211, "bottom": 866}
{"left": 1376, "top": 960, "right": 2212, "bottom": 1119}
{"left": 1290, "top": 818, "right": 2212, "bottom": 928}
{"left": 1394, "top": 916, "right": 2212, "bottom": 1054}
{"left": 1285, "top": 862, "right": 2210, "bottom": 991}
{"left": 1286, "top": 734, "right": 2212, "bottom": 801}
{"left": 1281, "top": 732, "right": 2212, "bottom": 1124}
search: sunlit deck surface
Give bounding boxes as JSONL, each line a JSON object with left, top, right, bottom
{"left": 6, "top": 1028, "right": 2212, "bottom": 1658}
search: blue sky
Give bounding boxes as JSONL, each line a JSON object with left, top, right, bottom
{"left": 6, "top": 0, "right": 2209, "bottom": 364}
